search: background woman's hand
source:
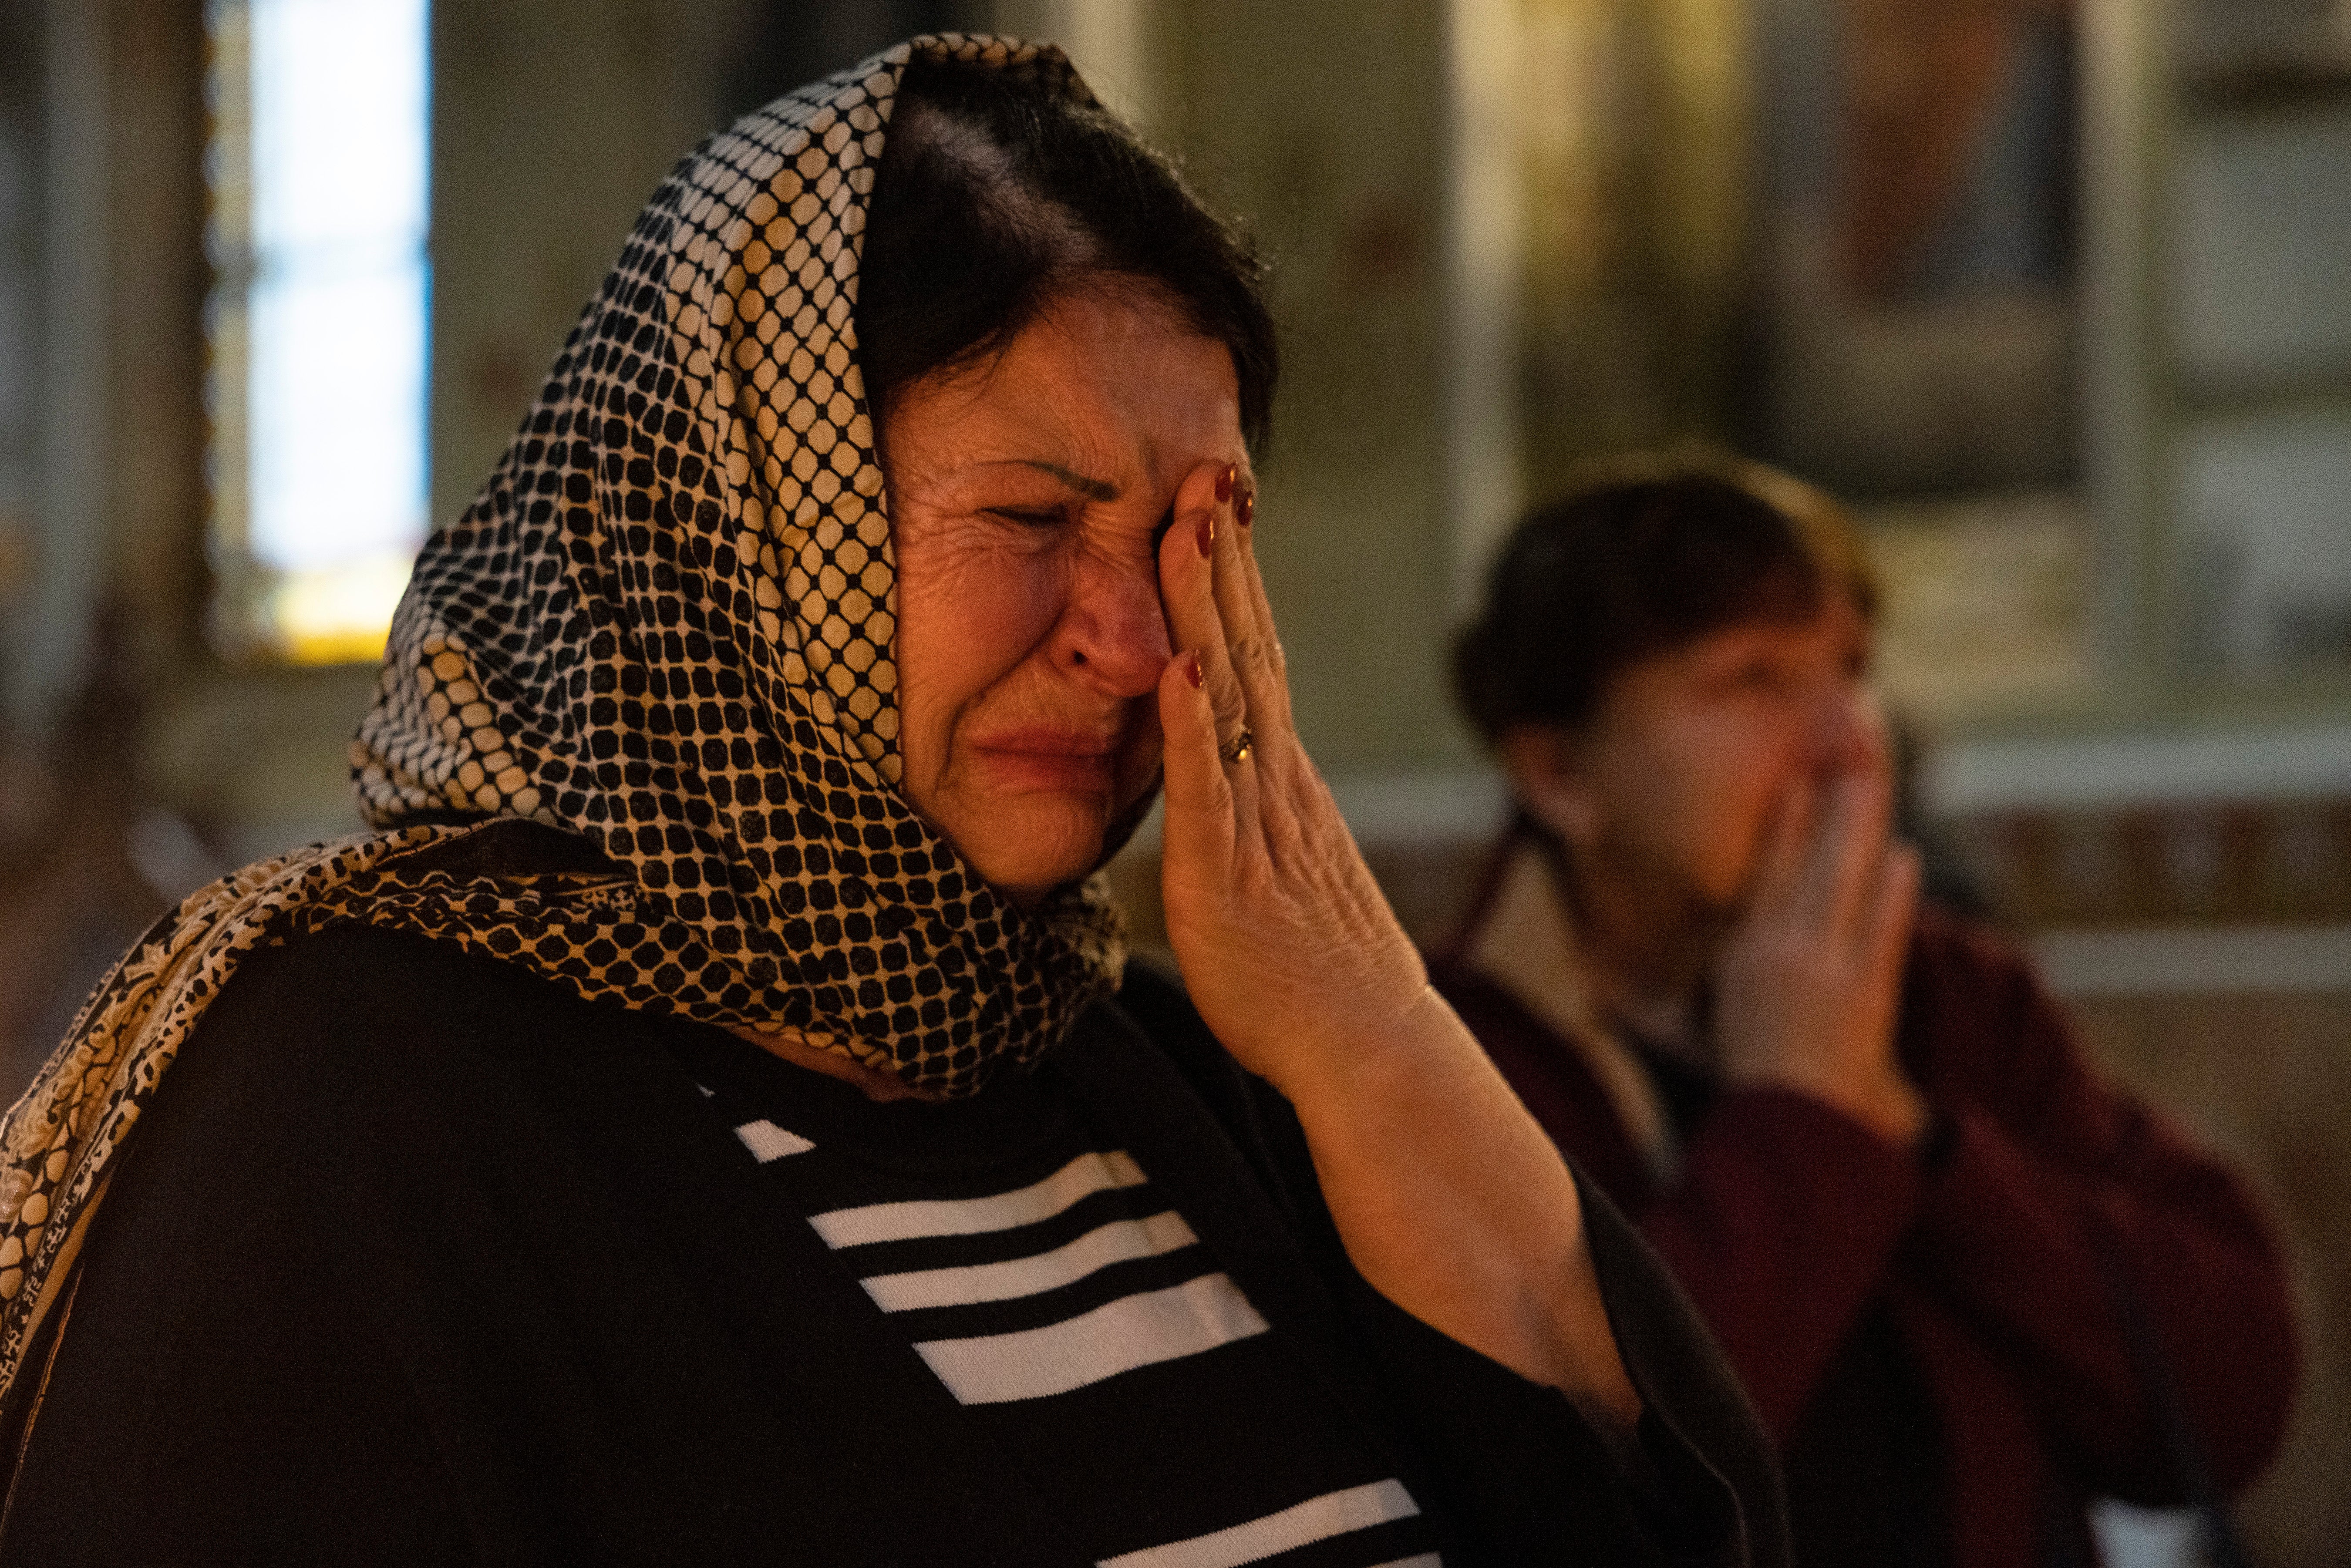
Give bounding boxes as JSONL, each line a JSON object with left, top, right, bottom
{"left": 1711, "top": 709, "right": 1927, "bottom": 1148}
{"left": 1150, "top": 461, "right": 1644, "bottom": 1433}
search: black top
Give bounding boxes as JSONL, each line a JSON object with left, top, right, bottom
{"left": 1, "top": 926, "right": 1785, "bottom": 1566}
{"left": 677, "top": 1020, "right": 1451, "bottom": 1567}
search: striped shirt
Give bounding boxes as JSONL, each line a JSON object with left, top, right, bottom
{"left": 0, "top": 928, "right": 1766, "bottom": 1566}
{"left": 694, "top": 1036, "right": 1444, "bottom": 1568}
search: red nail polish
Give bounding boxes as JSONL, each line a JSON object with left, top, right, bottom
{"left": 1196, "top": 515, "right": 1216, "bottom": 557}
{"left": 1184, "top": 652, "right": 1204, "bottom": 689}
{"left": 1215, "top": 465, "right": 1236, "bottom": 504}
{"left": 1236, "top": 490, "right": 1255, "bottom": 528}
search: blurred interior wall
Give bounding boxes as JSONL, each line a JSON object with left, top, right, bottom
{"left": 1513, "top": 0, "right": 1753, "bottom": 499}
{"left": 0, "top": 0, "right": 91, "bottom": 747}
{"left": 2, "top": 0, "right": 208, "bottom": 746}
{"left": 988, "top": 0, "right": 1162, "bottom": 128}
{"left": 0, "top": 0, "right": 209, "bottom": 1095}
{"left": 1152, "top": 0, "right": 1473, "bottom": 771}
{"left": 432, "top": 0, "right": 753, "bottom": 539}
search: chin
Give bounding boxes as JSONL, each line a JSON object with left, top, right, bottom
{"left": 953, "top": 794, "right": 1116, "bottom": 906}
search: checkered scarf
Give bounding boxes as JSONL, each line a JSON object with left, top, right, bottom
{"left": 0, "top": 34, "right": 1129, "bottom": 1430}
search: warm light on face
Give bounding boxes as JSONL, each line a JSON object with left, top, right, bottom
{"left": 206, "top": 0, "right": 431, "bottom": 664}
{"left": 885, "top": 294, "right": 1243, "bottom": 904}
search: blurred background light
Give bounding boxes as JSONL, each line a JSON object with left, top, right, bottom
{"left": 206, "top": 0, "right": 429, "bottom": 664}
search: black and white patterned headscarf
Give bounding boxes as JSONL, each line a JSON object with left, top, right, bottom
{"left": 0, "top": 34, "right": 1128, "bottom": 1420}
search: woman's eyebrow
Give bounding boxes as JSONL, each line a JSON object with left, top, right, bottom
{"left": 1013, "top": 459, "right": 1119, "bottom": 502}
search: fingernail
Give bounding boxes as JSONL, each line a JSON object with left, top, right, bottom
{"left": 1184, "top": 652, "right": 1204, "bottom": 689}
{"left": 1215, "top": 464, "right": 1236, "bottom": 504}
{"left": 1196, "top": 515, "right": 1216, "bottom": 557}
{"left": 1236, "top": 489, "right": 1255, "bottom": 528}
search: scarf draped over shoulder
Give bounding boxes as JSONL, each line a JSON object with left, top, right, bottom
{"left": 0, "top": 33, "right": 1127, "bottom": 1427}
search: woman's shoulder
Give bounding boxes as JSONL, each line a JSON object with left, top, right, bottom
{"left": 201, "top": 924, "right": 543, "bottom": 1078}
{"left": 15, "top": 927, "right": 858, "bottom": 1561}
{"left": 176, "top": 921, "right": 699, "bottom": 1172}
{"left": 219, "top": 918, "right": 539, "bottom": 1013}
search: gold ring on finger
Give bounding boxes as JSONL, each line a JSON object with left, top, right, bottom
{"left": 1218, "top": 727, "right": 1255, "bottom": 767}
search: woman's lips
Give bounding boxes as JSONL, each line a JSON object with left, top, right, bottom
{"left": 967, "top": 729, "right": 1125, "bottom": 793}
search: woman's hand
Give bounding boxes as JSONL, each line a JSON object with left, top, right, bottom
{"left": 1152, "top": 462, "right": 1643, "bottom": 1433}
{"left": 1149, "top": 463, "right": 1427, "bottom": 1094}
{"left": 1711, "top": 714, "right": 1927, "bottom": 1148}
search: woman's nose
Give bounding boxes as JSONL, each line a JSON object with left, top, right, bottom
{"left": 1054, "top": 548, "right": 1172, "bottom": 697}
{"left": 1809, "top": 682, "right": 1886, "bottom": 773}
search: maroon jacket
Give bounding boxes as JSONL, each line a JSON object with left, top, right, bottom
{"left": 1433, "top": 860, "right": 2297, "bottom": 1568}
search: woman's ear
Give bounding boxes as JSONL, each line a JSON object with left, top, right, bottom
{"left": 1498, "top": 724, "right": 1600, "bottom": 848}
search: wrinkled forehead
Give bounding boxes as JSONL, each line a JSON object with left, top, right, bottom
{"left": 876, "top": 286, "right": 1241, "bottom": 478}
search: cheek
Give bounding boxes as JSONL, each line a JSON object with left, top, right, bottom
{"left": 893, "top": 532, "right": 1064, "bottom": 767}
{"left": 1687, "top": 719, "right": 1808, "bottom": 887}
{"left": 1633, "top": 717, "right": 1788, "bottom": 890}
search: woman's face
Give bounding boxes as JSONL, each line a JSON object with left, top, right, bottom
{"left": 884, "top": 289, "right": 1245, "bottom": 905}
{"left": 1509, "top": 596, "right": 1878, "bottom": 928}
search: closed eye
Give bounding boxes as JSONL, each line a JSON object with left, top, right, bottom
{"left": 985, "top": 506, "right": 1068, "bottom": 530}
{"left": 1726, "top": 661, "right": 1791, "bottom": 695}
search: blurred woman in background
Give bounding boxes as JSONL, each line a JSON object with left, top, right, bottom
{"left": 1438, "top": 454, "right": 2297, "bottom": 1568}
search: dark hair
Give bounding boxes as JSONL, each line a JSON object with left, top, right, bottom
{"left": 857, "top": 54, "right": 1277, "bottom": 448}
{"left": 1452, "top": 454, "right": 1878, "bottom": 741}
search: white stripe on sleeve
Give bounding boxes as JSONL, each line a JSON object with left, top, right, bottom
{"left": 861, "top": 1211, "right": 1199, "bottom": 1312}
{"left": 914, "top": 1272, "right": 1268, "bottom": 1405}
{"left": 1094, "top": 1479, "right": 1423, "bottom": 1568}
{"left": 734, "top": 1119, "right": 815, "bottom": 1163}
{"left": 809, "top": 1150, "right": 1148, "bottom": 1248}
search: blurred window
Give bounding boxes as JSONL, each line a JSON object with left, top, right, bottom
{"left": 205, "top": 0, "right": 430, "bottom": 665}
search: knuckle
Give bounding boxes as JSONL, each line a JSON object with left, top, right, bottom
{"left": 1228, "top": 633, "right": 1271, "bottom": 680}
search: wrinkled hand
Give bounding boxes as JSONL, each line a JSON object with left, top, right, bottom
{"left": 1712, "top": 710, "right": 1927, "bottom": 1148}
{"left": 1149, "top": 461, "right": 1643, "bottom": 1430}
{"left": 1149, "top": 462, "right": 1435, "bottom": 1096}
